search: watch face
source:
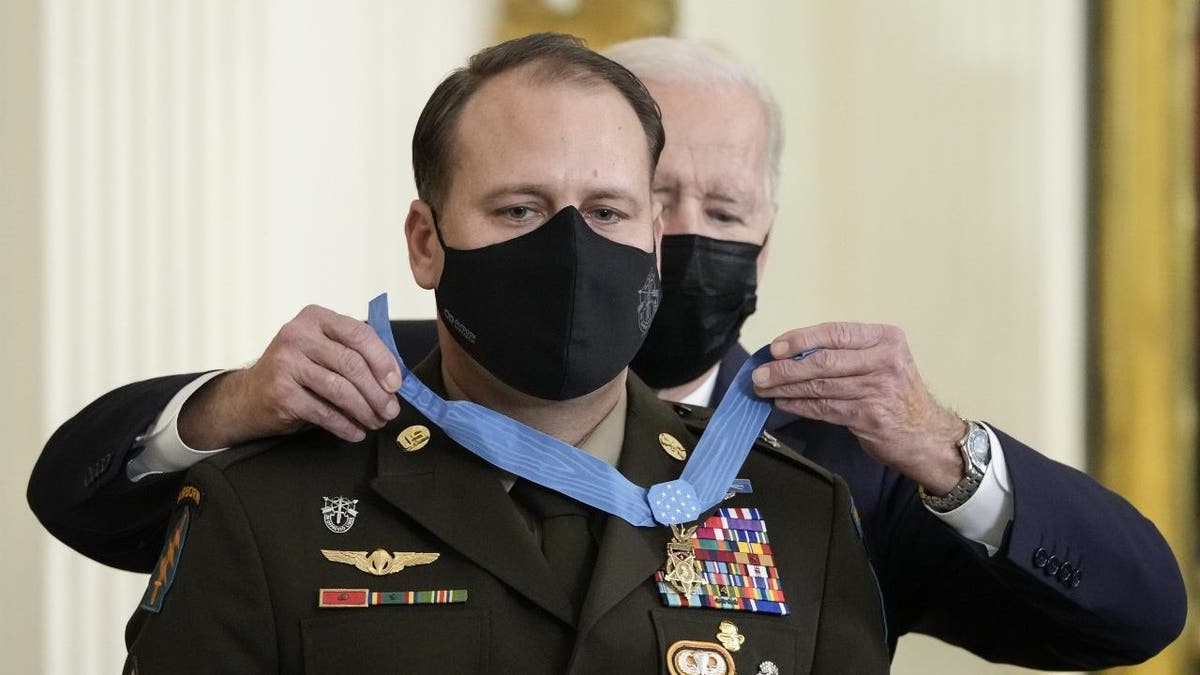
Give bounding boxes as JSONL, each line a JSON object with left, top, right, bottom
{"left": 966, "top": 428, "right": 991, "bottom": 468}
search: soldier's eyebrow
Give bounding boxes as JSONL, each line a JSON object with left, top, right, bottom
{"left": 481, "top": 183, "right": 552, "bottom": 203}
{"left": 479, "top": 184, "right": 640, "bottom": 206}
{"left": 586, "top": 188, "right": 639, "bottom": 204}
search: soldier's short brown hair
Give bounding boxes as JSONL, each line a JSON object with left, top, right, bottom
{"left": 412, "top": 32, "right": 665, "bottom": 211}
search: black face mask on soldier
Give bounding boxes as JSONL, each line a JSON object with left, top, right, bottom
{"left": 630, "top": 234, "right": 761, "bottom": 390}
{"left": 434, "top": 205, "right": 661, "bottom": 401}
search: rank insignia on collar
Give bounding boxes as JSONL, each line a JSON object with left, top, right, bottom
{"left": 665, "top": 640, "right": 735, "bottom": 675}
{"left": 318, "top": 587, "right": 467, "bottom": 608}
{"left": 396, "top": 424, "right": 431, "bottom": 452}
{"left": 655, "top": 507, "right": 791, "bottom": 616}
{"left": 321, "top": 496, "right": 358, "bottom": 533}
{"left": 321, "top": 549, "right": 439, "bottom": 576}
{"left": 139, "top": 506, "right": 191, "bottom": 613}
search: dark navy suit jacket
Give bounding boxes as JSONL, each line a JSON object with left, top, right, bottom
{"left": 28, "top": 323, "right": 1186, "bottom": 669}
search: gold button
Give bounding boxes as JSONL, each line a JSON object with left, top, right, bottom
{"left": 716, "top": 620, "right": 745, "bottom": 652}
{"left": 658, "top": 433, "right": 688, "bottom": 461}
{"left": 396, "top": 425, "right": 431, "bottom": 452}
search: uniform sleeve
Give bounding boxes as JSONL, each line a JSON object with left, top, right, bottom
{"left": 874, "top": 426, "right": 1186, "bottom": 669}
{"left": 28, "top": 373, "right": 213, "bottom": 572}
{"left": 811, "top": 476, "right": 891, "bottom": 672}
{"left": 124, "top": 460, "right": 278, "bottom": 673}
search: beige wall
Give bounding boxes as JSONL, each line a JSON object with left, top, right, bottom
{"left": 677, "top": 3, "right": 1085, "bottom": 673}
{"left": 6, "top": 1, "right": 1085, "bottom": 672}
{"left": 1, "top": 0, "right": 43, "bottom": 672}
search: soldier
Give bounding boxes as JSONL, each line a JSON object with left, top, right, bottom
{"left": 120, "top": 33, "right": 889, "bottom": 673}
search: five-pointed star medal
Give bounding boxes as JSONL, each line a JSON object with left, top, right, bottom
{"left": 663, "top": 525, "right": 703, "bottom": 595}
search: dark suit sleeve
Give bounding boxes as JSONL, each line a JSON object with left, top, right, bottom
{"left": 123, "top": 460, "right": 278, "bottom": 673}
{"left": 876, "top": 427, "right": 1186, "bottom": 669}
{"left": 27, "top": 373, "right": 211, "bottom": 572}
{"left": 27, "top": 319, "right": 439, "bottom": 573}
{"left": 811, "top": 476, "right": 891, "bottom": 672}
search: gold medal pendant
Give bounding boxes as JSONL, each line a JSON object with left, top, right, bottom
{"left": 662, "top": 524, "right": 703, "bottom": 595}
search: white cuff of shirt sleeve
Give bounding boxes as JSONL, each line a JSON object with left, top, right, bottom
{"left": 925, "top": 423, "right": 1013, "bottom": 556}
{"left": 126, "top": 370, "right": 232, "bottom": 482}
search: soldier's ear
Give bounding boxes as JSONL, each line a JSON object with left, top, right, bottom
{"left": 406, "top": 200, "right": 442, "bottom": 290}
{"left": 652, "top": 201, "right": 664, "bottom": 271}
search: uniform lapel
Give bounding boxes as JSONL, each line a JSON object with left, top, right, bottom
{"left": 577, "top": 375, "right": 698, "bottom": 635}
{"left": 369, "top": 351, "right": 576, "bottom": 626}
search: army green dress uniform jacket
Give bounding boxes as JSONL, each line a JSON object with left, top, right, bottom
{"left": 124, "top": 352, "right": 889, "bottom": 674}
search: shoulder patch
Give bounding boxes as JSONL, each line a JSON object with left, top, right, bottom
{"left": 139, "top": 506, "right": 191, "bottom": 613}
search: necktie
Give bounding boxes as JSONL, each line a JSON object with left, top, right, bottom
{"left": 511, "top": 480, "right": 599, "bottom": 616}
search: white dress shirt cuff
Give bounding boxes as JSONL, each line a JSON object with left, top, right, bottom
{"left": 126, "top": 370, "right": 231, "bottom": 482}
{"left": 925, "top": 423, "right": 1013, "bottom": 556}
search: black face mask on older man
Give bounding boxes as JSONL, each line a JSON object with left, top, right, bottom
{"left": 630, "top": 234, "right": 760, "bottom": 390}
{"left": 434, "top": 205, "right": 661, "bottom": 401}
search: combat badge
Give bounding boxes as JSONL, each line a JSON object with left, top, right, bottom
{"left": 139, "top": 506, "right": 191, "bottom": 613}
{"left": 655, "top": 507, "right": 791, "bottom": 616}
{"left": 321, "top": 496, "right": 358, "bottom": 533}
{"left": 665, "top": 640, "right": 735, "bottom": 675}
{"left": 321, "top": 549, "right": 439, "bottom": 576}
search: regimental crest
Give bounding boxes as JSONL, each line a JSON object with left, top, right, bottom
{"left": 637, "top": 271, "right": 661, "bottom": 334}
{"left": 321, "top": 549, "right": 440, "bottom": 576}
{"left": 321, "top": 496, "right": 359, "bottom": 534}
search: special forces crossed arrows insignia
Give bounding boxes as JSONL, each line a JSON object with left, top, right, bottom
{"left": 321, "top": 549, "right": 440, "bottom": 576}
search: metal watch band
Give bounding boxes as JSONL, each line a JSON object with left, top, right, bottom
{"left": 918, "top": 420, "right": 989, "bottom": 513}
{"left": 919, "top": 472, "right": 983, "bottom": 512}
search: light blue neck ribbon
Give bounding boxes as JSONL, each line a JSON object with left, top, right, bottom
{"left": 369, "top": 293, "right": 772, "bottom": 527}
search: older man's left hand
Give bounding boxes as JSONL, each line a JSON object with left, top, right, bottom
{"left": 752, "top": 322, "right": 968, "bottom": 494}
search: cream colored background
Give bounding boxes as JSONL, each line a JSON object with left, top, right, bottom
{"left": 1, "top": 1, "right": 1085, "bottom": 673}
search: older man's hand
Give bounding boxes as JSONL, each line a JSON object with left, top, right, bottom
{"left": 752, "top": 322, "right": 967, "bottom": 494}
{"left": 177, "top": 305, "right": 403, "bottom": 450}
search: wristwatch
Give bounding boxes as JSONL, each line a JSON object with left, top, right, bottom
{"left": 919, "top": 420, "right": 992, "bottom": 513}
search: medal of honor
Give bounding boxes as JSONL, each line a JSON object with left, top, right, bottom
{"left": 663, "top": 524, "right": 703, "bottom": 595}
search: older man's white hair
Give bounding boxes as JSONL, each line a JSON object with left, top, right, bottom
{"left": 604, "top": 36, "right": 784, "bottom": 204}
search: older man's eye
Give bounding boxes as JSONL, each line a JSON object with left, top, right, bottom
{"left": 708, "top": 209, "right": 743, "bottom": 225}
{"left": 505, "top": 206, "right": 534, "bottom": 220}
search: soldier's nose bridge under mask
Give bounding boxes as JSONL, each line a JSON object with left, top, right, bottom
{"left": 432, "top": 204, "right": 661, "bottom": 401}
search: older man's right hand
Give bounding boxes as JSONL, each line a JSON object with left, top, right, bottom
{"left": 177, "top": 304, "right": 403, "bottom": 449}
